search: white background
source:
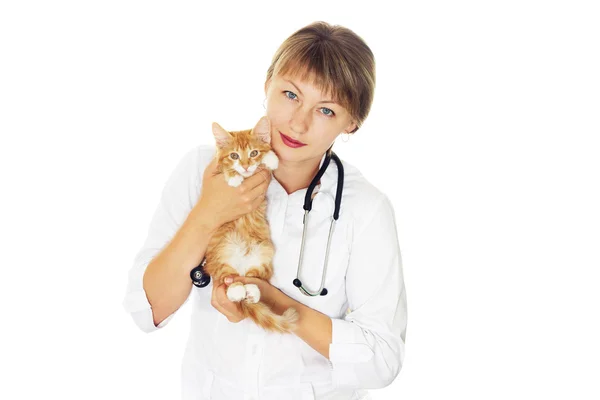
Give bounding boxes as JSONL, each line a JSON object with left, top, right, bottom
{"left": 1, "top": 1, "right": 599, "bottom": 399}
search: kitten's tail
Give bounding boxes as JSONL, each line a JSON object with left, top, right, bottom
{"left": 239, "top": 301, "right": 299, "bottom": 333}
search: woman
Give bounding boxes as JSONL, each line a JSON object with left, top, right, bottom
{"left": 123, "top": 21, "right": 407, "bottom": 400}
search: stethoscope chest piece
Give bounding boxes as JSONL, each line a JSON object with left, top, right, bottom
{"left": 190, "top": 257, "right": 210, "bottom": 288}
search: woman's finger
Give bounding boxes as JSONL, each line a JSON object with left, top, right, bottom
{"left": 214, "top": 283, "right": 245, "bottom": 322}
{"left": 211, "top": 284, "right": 234, "bottom": 317}
{"left": 248, "top": 174, "right": 271, "bottom": 200}
{"left": 203, "top": 156, "right": 219, "bottom": 179}
{"left": 231, "top": 276, "right": 258, "bottom": 285}
{"left": 244, "top": 167, "right": 272, "bottom": 192}
{"left": 247, "top": 190, "right": 266, "bottom": 211}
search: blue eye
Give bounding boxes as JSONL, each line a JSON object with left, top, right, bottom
{"left": 321, "top": 108, "right": 335, "bottom": 117}
{"left": 285, "top": 90, "right": 335, "bottom": 117}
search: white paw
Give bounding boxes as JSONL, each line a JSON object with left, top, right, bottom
{"left": 262, "top": 151, "right": 279, "bottom": 170}
{"left": 227, "top": 175, "right": 244, "bottom": 187}
{"left": 244, "top": 284, "right": 260, "bottom": 303}
{"left": 226, "top": 284, "right": 247, "bottom": 302}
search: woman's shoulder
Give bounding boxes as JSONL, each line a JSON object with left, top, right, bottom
{"left": 178, "top": 144, "right": 217, "bottom": 179}
{"left": 165, "top": 144, "right": 216, "bottom": 200}
{"left": 336, "top": 158, "right": 395, "bottom": 225}
{"left": 191, "top": 143, "right": 217, "bottom": 165}
{"left": 339, "top": 158, "right": 387, "bottom": 204}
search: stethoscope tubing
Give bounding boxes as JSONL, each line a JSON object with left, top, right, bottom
{"left": 293, "top": 149, "right": 343, "bottom": 296}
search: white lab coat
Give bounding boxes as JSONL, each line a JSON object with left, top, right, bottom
{"left": 122, "top": 145, "right": 407, "bottom": 400}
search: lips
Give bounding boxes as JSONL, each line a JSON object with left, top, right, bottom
{"left": 280, "top": 132, "right": 306, "bottom": 146}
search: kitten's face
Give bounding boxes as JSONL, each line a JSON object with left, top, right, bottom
{"left": 223, "top": 143, "right": 266, "bottom": 178}
{"left": 212, "top": 116, "right": 273, "bottom": 178}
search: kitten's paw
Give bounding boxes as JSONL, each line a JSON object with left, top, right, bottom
{"left": 262, "top": 151, "right": 279, "bottom": 170}
{"left": 226, "top": 283, "right": 247, "bottom": 302}
{"left": 227, "top": 175, "right": 244, "bottom": 187}
{"left": 244, "top": 284, "right": 260, "bottom": 303}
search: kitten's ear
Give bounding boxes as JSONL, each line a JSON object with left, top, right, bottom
{"left": 212, "top": 122, "right": 232, "bottom": 148}
{"left": 252, "top": 116, "right": 271, "bottom": 144}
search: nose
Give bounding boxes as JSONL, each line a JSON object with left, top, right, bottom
{"left": 289, "top": 106, "right": 311, "bottom": 135}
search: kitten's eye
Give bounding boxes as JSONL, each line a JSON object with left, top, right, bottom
{"left": 230, "top": 153, "right": 239, "bottom": 160}
{"left": 250, "top": 150, "right": 258, "bottom": 157}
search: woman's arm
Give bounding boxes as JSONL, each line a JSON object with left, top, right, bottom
{"left": 230, "top": 193, "right": 407, "bottom": 390}
{"left": 228, "top": 276, "right": 333, "bottom": 359}
{"left": 143, "top": 208, "right": 217, "bottom": 327}
{"left": 123, "top": 148, "right": 272, "bottom": 333}
{"left": 142, "top": 160, "right": 272, "bottom": 327}
{"left": 273, "top": 291, "right": 333, "bottom": 359}
{"left": 325, "top": 194, "right": 407, "bottom": 390}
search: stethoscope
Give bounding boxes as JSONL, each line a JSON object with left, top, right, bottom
{"left": 191, "top": 147, "right": 344, "bottom": 297}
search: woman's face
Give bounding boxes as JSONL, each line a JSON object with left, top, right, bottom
{"left": 264, "top": 72, "right": 356, "bottom": 164}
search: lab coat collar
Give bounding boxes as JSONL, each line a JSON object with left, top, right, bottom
{"left": 267, "top": 150, "right": 339, "bottom": 205}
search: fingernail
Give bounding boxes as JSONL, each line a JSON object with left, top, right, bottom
{"left": 224, "top": 277, "right": 233, "bottom": 284}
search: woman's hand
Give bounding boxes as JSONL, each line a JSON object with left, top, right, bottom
{"left": 230, "top": 276, "right": 294, "bottom": 316}
{"left": 211, "top": 276, "right": 294, "bottom": 322}
{"left": 211, "top": 280, "right": 246, "bottom": 323}
{"left": 193, "top": 157, "right": 272, "bottom": 231}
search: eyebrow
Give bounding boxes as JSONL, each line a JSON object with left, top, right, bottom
{"left": 284, "top": 79, "right": 338, "bottom": 105}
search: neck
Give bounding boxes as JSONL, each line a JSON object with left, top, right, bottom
{"left": 273, "top": 156, "right": 322, "bottom": 195}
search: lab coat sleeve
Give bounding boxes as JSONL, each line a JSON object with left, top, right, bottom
{"left": 328, "top": 194, "right": 407, "bottom": 389}
{"left": 122, "top": 146, "right": 202, "bottom": 333}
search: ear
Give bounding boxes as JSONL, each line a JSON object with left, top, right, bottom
{"left": 344, "top": 120, "right": 358, "bottom": 134}
{"left": 252, "top": 116, "right": 271, "bottom": 144}
{"left": 212, "top": 122, "right": 232, "bottom": 148}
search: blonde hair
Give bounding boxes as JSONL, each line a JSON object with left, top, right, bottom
{"left": 265, "top": 21, "right": 376, "bottom": 134}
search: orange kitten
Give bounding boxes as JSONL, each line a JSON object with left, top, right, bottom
{"left": 203, "top": 116, "right": 299, "bottom": 333}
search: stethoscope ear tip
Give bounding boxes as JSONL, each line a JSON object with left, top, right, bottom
{"left": 293, "top": 278, "right": 329, "bottom": 296}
